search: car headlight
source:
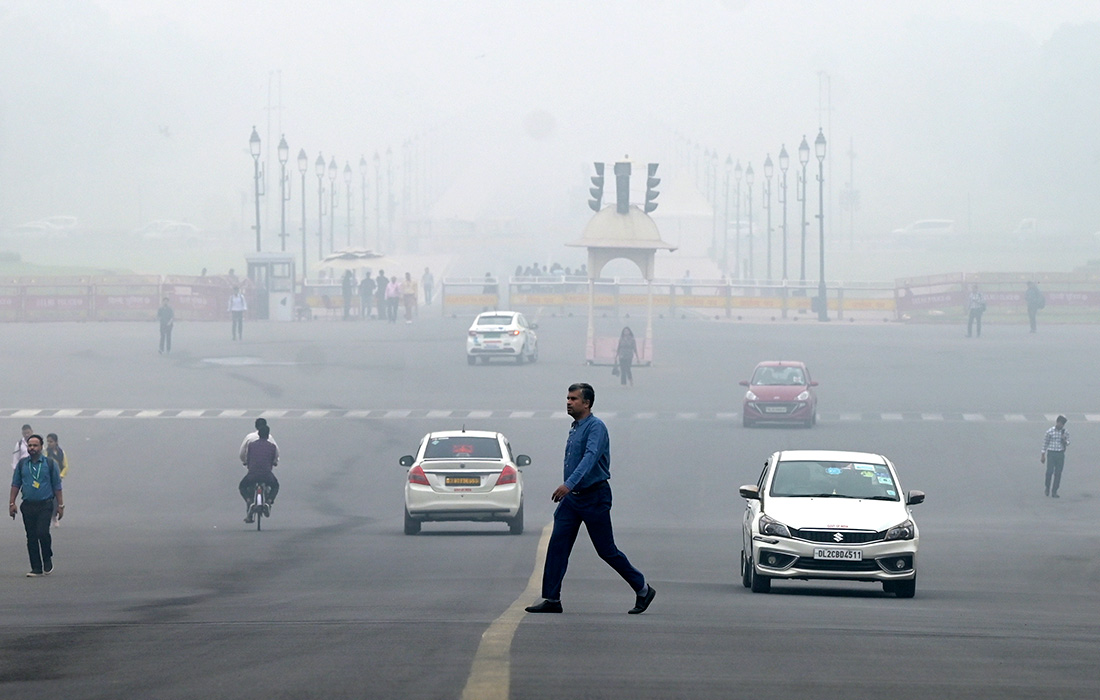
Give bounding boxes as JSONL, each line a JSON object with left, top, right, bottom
{"left": 796, "top": 390, "right": 810, "bottom": 401}
{"left": 745, "top": 390, "right": 757, "bottom": 401}
{"left": 885, "top": 519, "right": 916, "bottom": 541}
{"left": 758, "top": 514, "right": 791, "bottom": 538}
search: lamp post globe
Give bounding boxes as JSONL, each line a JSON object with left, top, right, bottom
{"left": 814, "top": 128, "right": 828, "bottom": 321}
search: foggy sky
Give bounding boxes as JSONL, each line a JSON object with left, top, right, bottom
{"left": 2, "top": 0, "right": 1099, "bottom": 239}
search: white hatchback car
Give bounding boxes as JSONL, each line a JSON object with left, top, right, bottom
{"left": 739, "top": 449, "right": 924, "bottom": 598}
{"left": 466, "top": 311, "right": 538, "bottom": 365}
{"left": 400, "top": 430, "right": 530, "bottom": 535}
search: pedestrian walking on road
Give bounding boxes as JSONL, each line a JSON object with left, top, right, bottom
{"left": 1025, "top": 281, "right": 1045, "bottom": 334}
{"left": 966, "top": 284, "right": 986, "bottom": 338}
{"left": 157, "top": 296, "right": 174, "bottom": 353}
{"left": 422, "top": 267, "right": 434, "bottom": 306}
{"left": 46, "top": 433, "right": 68, "bottom": 479}
{"left": 228, "top": 286, "right": 247, "bottom": 340}
{"left": 526, "top": 383, "right": 656, "bottom": 615}
{"left": 1041, "top": 415, "right": 1070, "bottom": 498}
{"left": 10, "top": 434, "right": 64, "bottom": 577}
{"left": 11, "top": 424, "right": 31, "bottom": 471}
{"left": 614, "top": 326, "right": 639, "bottom": 387}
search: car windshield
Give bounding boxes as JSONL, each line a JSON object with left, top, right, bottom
{"left": 751, "top": 366, "right": 806, "bottom": 386}
{"left": 476, "top": 315, "right": 514, "bottom": 326}
{"left": 770, "top": 460, "right": 899, "bottom": 501}
{"left": 423, "top": 436, "right": 502, "bottom": 460}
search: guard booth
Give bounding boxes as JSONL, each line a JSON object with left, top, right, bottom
{"left": 245, "top": 253, "right": 296, "bottom": 321}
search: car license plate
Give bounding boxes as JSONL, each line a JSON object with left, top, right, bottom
{"left": 446, "top": 476, "right": 480, "bottom": 486}
{"left": 764, "top": 406, "right": 787, "bottom": 413}
{"left": 813, "top": 548, "right": 862, "bottom": 561}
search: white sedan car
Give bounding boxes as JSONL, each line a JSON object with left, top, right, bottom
{"left": 466, "top": 311, "right": 538, "bottom": 365}
{"left": 401, "top": 430, "right": 530, "bottom": 535}
{"left": 739, "top": 449, "right": 924, "bottom": 598}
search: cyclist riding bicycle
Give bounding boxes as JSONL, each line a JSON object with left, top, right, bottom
{"left": 240, "top": 424, "right": 279, "bottom": 523}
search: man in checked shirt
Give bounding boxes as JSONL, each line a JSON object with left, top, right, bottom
{"left": 1041, "top": 415, "right": 1070, "bottom": 498}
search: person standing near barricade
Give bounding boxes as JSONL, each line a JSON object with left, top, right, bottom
{"left": 359, "top": 272, "right": 375, "bottom": 320}
{"left": 422, "top": 267, "right": 434, "bottom": 306}
{"left": 374, "top": 270, "right": 388, "bottom": 321}
{"left": 614, "top": 327, "right": 639, "bottom": 387}
{"left": 385, "top": 275, "right": 401, "bottom": 323}
{"left": 10, "top": 434, "right": 64, "bottom": 576}
{"left": 966, "top": 284, "right": 986, "bottom": 338}
{"left": 228, "top": 286, "right": 247, "bottom": 340}
{"left": 341, "top": 270, "right": 356, "bottom": 320}
{"left": 1025, "top": 281, "right": 1044, "bottom": 334}
{"left": 157, "top": 296, "right": 174, "bottom": 354}
{"left": 1041, "top": 415, "right": 1070, "bottom": 498}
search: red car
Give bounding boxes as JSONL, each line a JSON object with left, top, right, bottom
{"left": 740, "top": 361, "right": 818, "bottom": 428}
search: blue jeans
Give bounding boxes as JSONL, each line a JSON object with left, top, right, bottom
{"left": 540, "top": 483, "right": 645, "bottom": 600}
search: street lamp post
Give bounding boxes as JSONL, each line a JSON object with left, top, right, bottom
{"left": 343, "top": 162, "right": 353, "bottom": 248}
{"left": 733, "top": 160, "right": 743, "bottom": 280}
{"left": 815, "top": 128, "right": 828, "bottom": 321}
{"left": 277, "top": 135, "right": 289, "bottom": 252}
{"left": 327, "top": 157, "right": 337, "bottom": 253}
{"left": 359, "top": 156, "right": 368, "bottom": 248}
{"left": 385, "top": 146, "right": 394, "bottom": 251}
{"left": 798, "top": 135, "right": 810, "bottom": 290}
{"left": 315, "top": 153, "right": 325, "bottom": 262}
{"left": 778, "top": 145, "right": 789, "bottom": 282}
{"left": 373, "top": 151, "right": 381, "bottom": 251}
{"left": 763, "top": 154, "right": 773, "bottom": 283}
{"left": 297, "top": 149, "right": 308, "bottom": 281}
{"left": 722, "top": 156, "right": 732, "bottom": 276}
{"left": 746, "top": 164, "right": 755, "bottom": 281}
{"left": 249, "top": 126, "right": 263, "bottom": 252}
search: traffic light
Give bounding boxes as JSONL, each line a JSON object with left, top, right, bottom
{"left": 644, "top": 163, "right": 660, "bottom": 213}
{"left": 588, "top": 162, "right": 605, "bottom": 212}
{"left": 614, "top": 161, "right": 631, "bottom": 214}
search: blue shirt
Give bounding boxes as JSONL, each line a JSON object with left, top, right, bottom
{"left": 12, "top": 455, "right": 62, "bottom": 502}
{"left": 563, "top": 414, "right": 611, "bottom": 491}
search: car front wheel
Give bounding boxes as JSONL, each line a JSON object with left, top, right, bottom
{"left": 894, "top": 576, "right": 916, "bottom": 598}
{"left": 740, "top": 550, "right": 752, "bottom": 588}
{"left": 749, "top": 563, "right": 771, "bottom": 593}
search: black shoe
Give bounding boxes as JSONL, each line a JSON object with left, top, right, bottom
{"left": 628, "top": 585, "right": 656, "bottom": 615}
{"left": 26, "top": 570, "right": 43, "bottom": 578}
{"left": 525, "top": 600, "right": 563, "bottom": 613}
{"left": 43, "top": 558, "right": 53, "bottom": 575}
{"left": 1052, "top": 493, "right": 1060, "bottom": 498}
{"left": 262, "top": 503, "right": 271, "bottom": 517}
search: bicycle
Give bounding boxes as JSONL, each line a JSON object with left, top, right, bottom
{"left": 248, "top": 482, "right": 272, "bottom": 531}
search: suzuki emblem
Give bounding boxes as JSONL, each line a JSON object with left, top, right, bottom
{"left": 833, "top": 532, "right": 844, "bottom": 542}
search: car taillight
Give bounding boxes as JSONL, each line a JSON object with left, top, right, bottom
{"left": 510, "top": 330, "right": 522, "bottom": 336}
{"left": 495, "top": 465, "right": 518, "bottom": 486}
{"left": 408, "top": 465, "right": 430, "bottom": 485}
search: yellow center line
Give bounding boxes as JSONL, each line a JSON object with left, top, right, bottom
{"left": 460, "top": 522, "right": 552, "bottom": 700}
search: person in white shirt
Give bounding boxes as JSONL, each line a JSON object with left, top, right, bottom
{"left": 228, "top": 286, "right": 248, "bottom": 340}
{"left": 12, "top": 424, "right": 31, "bottom": 470}
{"left": 239, "top": 418, "right": 280, "bottom": 466}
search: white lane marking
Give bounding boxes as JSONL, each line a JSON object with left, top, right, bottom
{"left": 260, "top": 409, "right": 289, "bottom": 418}
{"left": 1087, "top": 414, "right": 1100, "bottom": 422}
{"left": 135, "top": 410, "right": 162, "bottom": 418}
{"left": 53, "top": 409, "right": 81, "bottom": 417}
{"left": 511, "top": 411, "right": 535, "bottom": 418}
{"left": 220, "top": 409, "right": 246, "bottom": 418}
{"left": 301, "top": 410, "right": 329, "bottom": 418}
{"left": 95, "top": 409, "right": 122, "bottom": 417}
{"left": 344, "top": 410, "right": 372, "bottom": 418}
{"left": 467, "top": 410, "right": 493, "bottom": 419}
{"left": 177, "top": 410, "right": 204, "bottom": 418}
{"left": 716, "top": 412, "right": 738, "bottom": 420}
{"left": 839, "top": 413, "right": 861, "bottom": 421}
{"left": 882, "top": 413, "right": 903, "bottom": 421}
{"left": 963, "top": 413, "right": 985, "bottom": 421}
{"left": 426, "top": 410, "right": 451, "bottom": 418}
{"left": 461, "top": 522, "right": 552, "bottom": 700}
{"left": 12, "top": 409, "right": 40, "bottom": 417}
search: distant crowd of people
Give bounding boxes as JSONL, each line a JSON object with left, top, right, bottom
{"left": 337, "top": 267, "right": 435, "bottom": 324}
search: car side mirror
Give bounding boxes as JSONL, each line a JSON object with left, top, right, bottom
{"left": 399, "top": 455, "right": 414, "bottom": 467}
{"left": 739, "top": 380, "right": 749, "bottom": 387}
{"left": 516, "top": 454, "right": 531, "bottom": 467}
{"left": 906, "top": 490, "right": 925, "bottom": 505}
{"left": 809, "top": 381, "right": 819, "bottom": 387}
{"left": 738, "top": 484, "right": 760, "bottom": 500}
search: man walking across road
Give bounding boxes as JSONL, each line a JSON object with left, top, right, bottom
{"left": 526, "top": 382, "right": 656, "bottom": 615}
{"left": 10, "top": 434, "right": 64, "bottom": 576}
{"left": 1025, "top": 281, "right": 1045, "bottom": 334}
{"left": 228, "top": 286, "right": 247, "bottom": 340}
{"left": 1041, "top": 415, "right": 1070, "bottom": 498}
{"left": 11, "top": 424, "right": 31, "bottom": 470}
{"left": 157, "top": 296, "right": 174, "bottom": 353}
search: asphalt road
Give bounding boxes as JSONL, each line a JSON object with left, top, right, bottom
{"left": 1, "top": 313, "right": 1098, "bottom": 699}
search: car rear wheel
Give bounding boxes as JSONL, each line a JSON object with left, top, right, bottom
{"left": 740, "top": 550, "right": 752, "bottom": 588}
{"left": 508, "top": 503, "right": 524, "bottom": 535}
{"left": 516, "top": 345, "right": 527, "bottom": 364}
{"left": 894, "top": 576, "right": 916, "bottom": 598}
{"left": 749, "top": 563, "right": 771, "bottom": 593}
{"left": 479, "top": 356, "right": 490, "bottom": 364}
{"left": 404, "top": 508, "right": 421, "bottom": 535}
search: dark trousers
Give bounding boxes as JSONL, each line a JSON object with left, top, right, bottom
{"left": 967, "top": 310, "right": 983, "bottom": 337}
{"left": 1045, "top": 451, "right": 1065, "bottom": 495}
{"left": 360, "top": 296, "right": 372, "bottom": 319}
{"left": 387, "top": 298, "right": 399, "bottom": 322}
{"left": 159, "top": 324, "right": 173, "bottom": 353}
{"left": 231, "top": 311, "right": 244, "bottom": 340}
{"left": 540, "top": 484, "right": 645, "bottom": 600}
{"left": 20, "top": 498, "right": 54, "bottom": 573}
{"left": 1028, "top": 307, "right": 1038, "bottom": 332}
{"left": 618, "top": 356, "right": 633, "bottom": 385}
{"left": 239, "top": 473, "right": 280, "bottom": 505}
